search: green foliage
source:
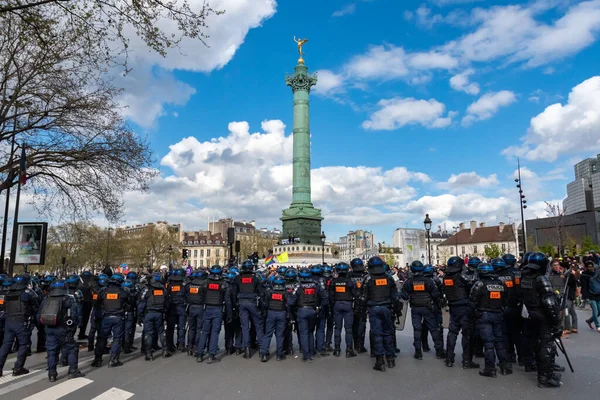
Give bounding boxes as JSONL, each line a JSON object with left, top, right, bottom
{"left": 539, "top": 243, "right": 555, "bottom": 256}
{"left": 582, "top": 236, "right": 600, "bottom": 253}
{"left": 484, "top": 243, "right": 502, "bottom": 259}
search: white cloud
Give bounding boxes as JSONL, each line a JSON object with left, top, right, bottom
{"left": 116, "top": 0, "right": 277, "bottom": 126}
{"left": 462, "top": 90, "right": 516, "bottom": 126}
{"left": 119, "top": 120, "right": 432, "bottom": 229}
{"left": 405, "top": 193, "right": 515, "bottom": 223}
{"left": 503, "top": 76, "right": 600, "bottom": 161}
{"left": 431, "top": 0, "right": 484, "bottom": 6}
{"left": 437, "top": 172, "right": 499, "bottom": 190}
{"left": 362, "top": 97, "right": 456, "bottom": 130}
{"left": 404, "top": 10, "right": 414, "bottom": 20}
{"left": 449, "top": 68, "right": 480, "bottom": 95}
{"left": 313, "top": 69, "right": 346, "bottom": 96}
{"left": 332, "top": 4, "right": 356, "bottom": 17}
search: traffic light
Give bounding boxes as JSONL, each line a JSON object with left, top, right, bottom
{"left": 182, "top": 249, "right": 188, "bottom": 259}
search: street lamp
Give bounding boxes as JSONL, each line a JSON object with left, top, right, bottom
{"left": 146, "top": 250, "right": 151, "bottom": 272}
{"left": 105, "top": 227, "right": 113, "bottom": 268}
{"left": 424, "top": 213, "right": 432, "bottom": 265}
{"left": 452, "top": 225, "right": 459, "bottom": 256}
{"left": 168, "top": 244, "right": 173, "bottom": 267}
{"left": 320, "top": 231, "right": 326, "bottom": 264}
{"left": 516, "top": 158, "right": 528, "bottom": 254}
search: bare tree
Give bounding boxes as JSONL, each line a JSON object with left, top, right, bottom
{"left": 545, "top": 201, "right": 567, "bottom": 256}
{"left": 0, "top": 10, "right": 155, "bottom": 222}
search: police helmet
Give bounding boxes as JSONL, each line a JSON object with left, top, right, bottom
{"left": 122, "top": 280, "right": 134, "bottom": 289}
{"left": 0, "top": 273, "right": 7, "bottom": 283}
{"left": 151, "top": 271, "right": 162, "bottom": 282}
{"left": 225, "top": 271, "right": 237, "bottom": 281}
{"left": 66, "top": 274, "right": 80, "bottom": 286}
{"left": 501, "top": 254, "right": 517, "bottom": 267}
{"left": 410, "top": 260, "right": 425, "bottom": 274}
{"left": 110, "top": 274, "right": 125, "bottom": 284}
{"left": 209, "top": 265, "right": 223, "bottom": 275}
{"left": 335, "top": 262, "right": 350, "bottom": 274}
{"left": 50, "top": 279, "right": 66, "bottom": 289}
{"left": 524, "top": 252, "right": 548, "bottom": 272}
{"left": 423, "top": 264, "right": 434, "bottom": 277}
{"left": 285, "top": 268, "right": 298, "bottom": 281}
{"left": 521, "top": 252, "right": 532, "bottom": 267}
{"left": 367, "top": 256, "right": 385, "bottom": 275}
{"left": 230, "top": 267, "right": 239, "bottom": 275}
{"left": 241, "top": 260, "right": 254, "bottom": 273}
{"left": 350, "top": 258, "right": 365, "bottom": 273}
{"left": 310, "top": 264, "right": 323, "bottom": 276}
{"left": 81, "top": 271, "right": 93, "bottom": 278}
{"left": 192, "top": 269, "right": 208, "bottom": 279}
{"left": 446, "top": 256, "right": 465, "bottom": 273}
{"left": 13, "top": 274, "right": 30, "bottom": 286}
{"left": 126, "top": 271, "right": 138, "bottom": 281}
{"left": 2, "top": 279, "right": 12, "bottom": 287}
{"left": 277, "top": 266, "right": 288, "bottom": 275}
{"left": 272, "top": 275, "right": 286, "bottom": 287}
{"left": 467, "top": 257, "right": 482, "bottom": 270}
{"left": 477, "top": 263, "right": 494, "bottom": 276}
{"left": 298, "top": 267, "right": 312, "bottom": 280}
{"left": 255, "top": 271, "right": 266, "bottom": 282}
{"left": 490, "top": 257, "right": 507, "bottom": 272}
{"left": 323, "top": 265, "right": 333, "bottom": 278}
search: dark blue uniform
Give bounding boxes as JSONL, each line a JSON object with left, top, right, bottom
{"left": 121, "top": 284, "right": 137, "bottom": 353}
{"left": 233, "top": 272, "right": 264, "bottom": 355}
{"left": 311, "top": 275, "right": 329, "bottom": 355}
{"left": 197, "top": 274, "right": 232, "bottom": 362}
{"left": 287, "top": 279, "right": 327, "bottom": 362}
{"left": 469, "top": 276, "right": 510, "bottom": 376}
{"left": 87, "top": 280, "right": 105, "bottom": 351}
{"left": 166, "top": 277, "right": 187, "bottom": 351}
{"left": 350, "top": 271, "right": 368, "bottom": 352}
{"left": 401, "top": 275, "right": 444, "bottom": 358}
{"left": 185, "top": 277, "right": 207, "bottom": 355}
{"left": 93, "top": 281, "right": 130, "bottom": 366}
{"left": 363, "top": 273, "right": 398, "bottom": 361}
{"left": 260, "top": 286, "right": 288, "bottom": 359}
{"left": 0, "top": 280, "right": 39, "bottom": 376}
{"left": 138, "top": 281, "right": 169, "bottom": 360}
{"left": 329, "top": 275, "right": 357, "bottom": 354}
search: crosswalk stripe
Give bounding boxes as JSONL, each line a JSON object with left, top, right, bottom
{"left": 0, "top": 370, "right": 40, "bottom": 385}
{"left": 91, "top": 387, "right": 134, "bottom": 400}
{"left": 22, "top": 377, "right": 93, "bottom": 400}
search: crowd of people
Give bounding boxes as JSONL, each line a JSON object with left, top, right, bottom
{"left": 0, "top": 251, "right": 598, "bottom": 389}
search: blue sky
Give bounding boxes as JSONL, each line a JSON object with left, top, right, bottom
{"left": 97, "top": 0, "right": 600, "bottom": 244}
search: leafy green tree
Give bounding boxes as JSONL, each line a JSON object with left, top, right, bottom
{"left": 484, "top": 243, "right": 502, "bottom": 259}
{"left": 582, "top": 236, "right": 600, "bottom": 253}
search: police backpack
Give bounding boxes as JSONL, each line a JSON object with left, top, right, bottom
{"left": 39, "top": 297, "right": 65, "bottom": 327}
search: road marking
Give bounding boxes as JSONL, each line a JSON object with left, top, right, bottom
{"left": 0, "top": 370, "right": 40, "bottom": 385}
{"left": 22, "top": 377, "right": 93, "bottom": 400}
{"left": 92, "top": 387, "right": 134, "bottom": 399}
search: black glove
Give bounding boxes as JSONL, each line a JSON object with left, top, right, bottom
{"left": 226, "top": 314, "right": 233, "bottom": 324}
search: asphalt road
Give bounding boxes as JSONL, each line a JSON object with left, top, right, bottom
{"left": 1, "top": 309, "right": 599, "bottom": 400}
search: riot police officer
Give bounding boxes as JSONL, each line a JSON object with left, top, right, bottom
{"left": 323, "top": 265, "right": 335, "bottom": 352}
{"left": 138, "top": 272, "right": 169, "bottom": 361}
{"left": 287, "top": 267, "right": 327, "bottom": 363}
{"left": 121, "top": 280, "right": 137, "bottom": 354}
{"left": 38, "top": 279, "right": 85, "bottom": 381}
{"left": 88, "top": 274, "right": 108, "bottom": 352}
{"left": 469, "top": 262, "right": 511, "bottom": 378}
{"left": 197, "top": 265, "right": 232, "bottom": 364}
{"left": 330, "top": 262, "right": 357, "bottom": 358}
{"left": 349, "top": 258, "right": 368, "bottom": 353}
{"left": 283, "top": 268, "right": 299, "bottom": 355}
{"left": 466, "top": 257, "right": 484, "bottom": 358}
{"left": 497, "top": 254, "right": 522, "bottom": 364}
{"left": 77, "top": 270, "right": 94, "bottom": 340}
{"left": 442, "top": 257, "right": 478, "bottom": 369}
{"left": 0, "top": 275, "right": 39, "bottom": 376}
{"left": 401, "top": 261, "right": 445, "bottom": 361}
{"left": 224, "top": 269, "right": 242, "bottom": 356}
{"left": 421, "top": 264, "right": 444, "bottom": 352}
{"left": 260, "top": 275, "right": 288, "bottom": 362}
{"left": 233, "top": 260, "right": 264, "bottom": 359}
{"left": 166, "top": 268, "right": 187, "bottom": 353}
{"left": 185, "top": 269, "right": 207, "bottom": 356}
{"left": 362, "top": 256, "right": 400, "bottom": 371}
{"left": 521, "top": 252, "right": 562, "bottom": 388}
{"left": 309, "top": 264, "right": 330, "bottom": 357}
{"left": 92, "top": 274, "right": 131, "bottom": 367}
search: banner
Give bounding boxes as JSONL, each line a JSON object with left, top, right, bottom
{"left": 14, "top": 222, "right": 48, "bottom": 265}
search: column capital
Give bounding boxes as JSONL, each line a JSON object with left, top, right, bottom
{"left": 286, "top": 65, "right": 317, "bottom": 93}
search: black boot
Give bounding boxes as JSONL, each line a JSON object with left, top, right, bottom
{"left": 91, "top": 357, "right": 102, "bottom": 367}
{"left": 68, "top": 370, "right": 85, "bottom": 379}
{"left": 500, "top": 364, "right": 513, "bottom": 375}
{"left": 346, "top": 348, "right": 357, "bottom": 358}
{"left": 260, "top": 353, "right": 268, "bottom": 362}
{"left": 445, "top": 357, "right": 454, "bottom": 367}
{"left": 276, "top": 354, "right": 285, "bottom": 361}
{"left": 414, "top": 349, "right": 423, "bottom": 360}
{"left": 207, "top": 355, "right": 219, "bottom": 364}
{"left": 553, "top": 364, "right": 566, "bottom": 372}
{"left": 462, "top": 361, "right": 480, "bottom": 369}
{"left": 386, "top": 356, "right": 395, "bottom": 369}
{"left": 333, "top": 348, "right": 341, "bottom": 357}
{"left": 479, "top": 369, "right": 497, "bottom": 378}
{"left": 538, "top": 375, "right": 561, "bottom": 388}
{"left": 48, "top": 373, "right": 57, "bottom": 382}
{"left": 123, "top": 346, "right": 132, "bottom": 354}
{"left": 373, "top": 356, "right": 386, "bottom": 372}
{"left": 525, "top": 364, "right": 537, "bottom": 372}
{"left": 422, "top": 344, "right": 431, "bottom": 352}
{"left": 177, "top": 343, "right": 186, "bottom": 352}
{"left": 108, "top": 358, "right": 123, "bottom": 368}
{"left": 358, "top": 346, "right": 368, "bottom": 354}
{"left": 243, "top": 347, "right": 251, "bottom": 359}
{"left": 436, "top": 350, "right": 447, "bottom": 359}
{"left": 196, "top": 354, "right": 204, "bottom": 363}
{"left": 145, "top": 352, "right": 153, "bottom": 361}
{"left": 236, "top": 348, "right": 243, "bottom": 356}
{"left": 12, "top": 367, "right": 29, "bottom": 376}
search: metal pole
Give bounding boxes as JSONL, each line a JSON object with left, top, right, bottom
{"left": 8, "top": 167, "right": 22, "bottom": 276}
{"left": 427, "top": 230, "right": 432, "bottom": 265}
{"left": 518, "top": 159, "right": 528, "bottom": 253}
{"left": 1, "top": 109, "right": 17, "bottom": 274}
{"left": 321, "top": 243, "right": 324, "bottom": 264}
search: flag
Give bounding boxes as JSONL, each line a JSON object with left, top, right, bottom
{"left": 19, "top": 144, "right": 27, "bottom": 185}
{"left": 265, "top": 255, "right": 277, "bottom": 266}
{"left": 277, "top": 252, "right": 289, "bottom": 263}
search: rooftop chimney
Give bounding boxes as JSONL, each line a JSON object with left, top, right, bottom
{"left": 479, "top": 222, "right": 486, "bottom": 228}
{"left": 470, "top": 221, "right": 476, "bottom": 236}
{"left": 459, "top": 222, "right": 465, "bottom": 231}
{"left": 499, "top": 222, "right": 505, "bottom": 233}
